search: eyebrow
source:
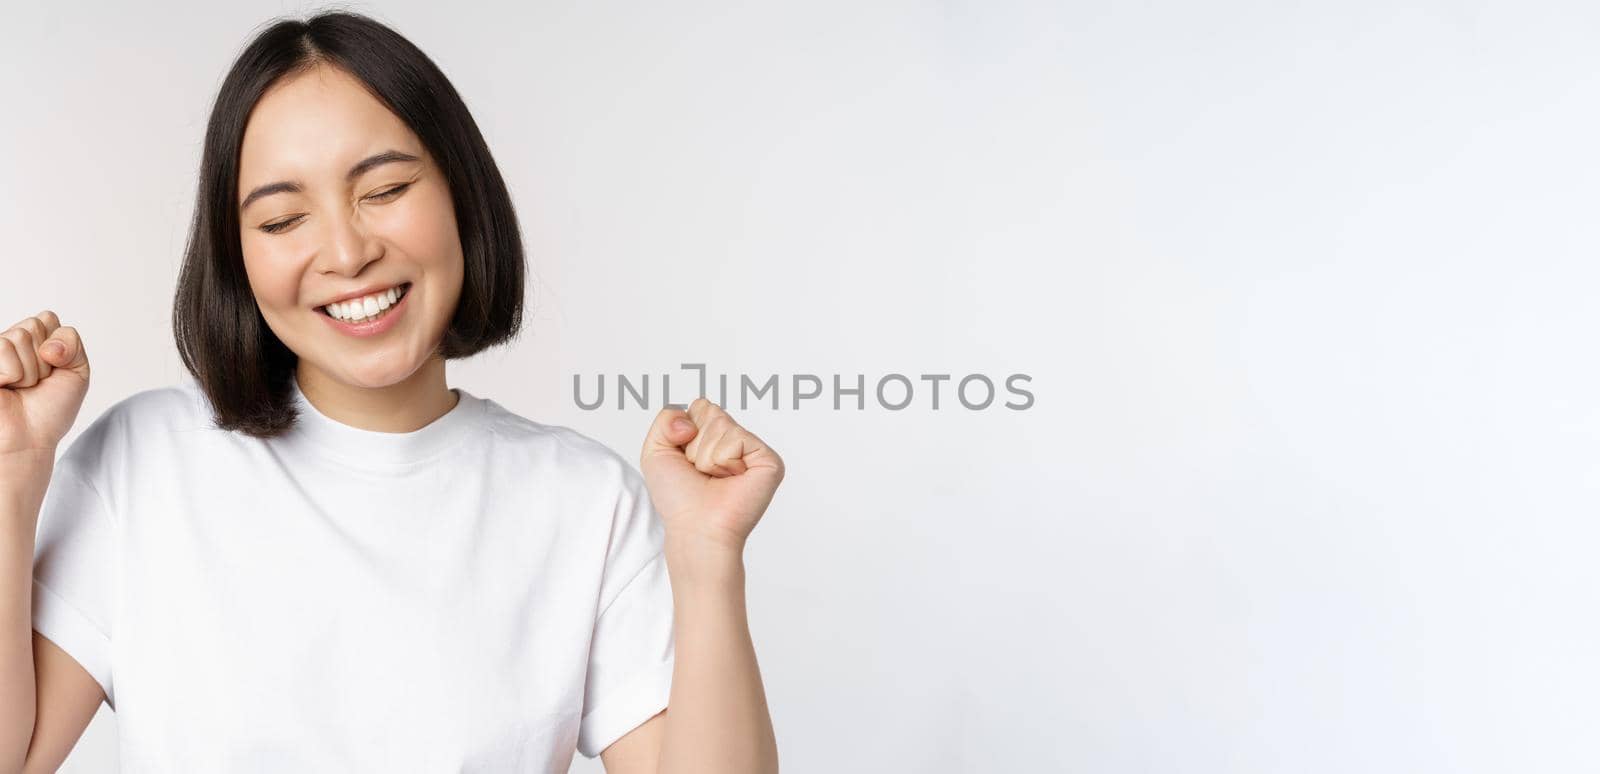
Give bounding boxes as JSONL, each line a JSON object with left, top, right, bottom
{"left": 238, "top": 149, "right": 421, "bottom": 213}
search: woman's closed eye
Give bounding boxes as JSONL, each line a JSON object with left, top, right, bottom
{"left": 256, "top": 183, "right": 414, "bottom": 234}
{"left": 365, "top": 182, "right": 412, "bottom": 202}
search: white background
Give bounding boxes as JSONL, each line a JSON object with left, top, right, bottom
{"left": 3, "top": 1, "right": 1597, "bottom": 771}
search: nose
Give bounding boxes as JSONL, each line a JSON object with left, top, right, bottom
{"left": 315, "top": 206, "right": 384, "bottom": 277}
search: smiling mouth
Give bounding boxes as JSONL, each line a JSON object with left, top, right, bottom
{"left": 319, "top": 282, "right": 412, "bottom": 323}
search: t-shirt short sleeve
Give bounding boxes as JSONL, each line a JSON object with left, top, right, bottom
{"left": 31, "top": 452, "right": 118, "bottom": 710}
{"left": 575, "top": 463, "right": 676, "bottom": 759}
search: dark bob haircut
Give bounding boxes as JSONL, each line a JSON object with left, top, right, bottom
{"left": 172, "top": 10, "right": 524, "bottom": 439}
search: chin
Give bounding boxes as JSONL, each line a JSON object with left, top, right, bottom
{"left": 343, "top": 365, "right": 417, "bottom": 390}
{"left": 303, "top": 354, "right": 417, "bottom": 390}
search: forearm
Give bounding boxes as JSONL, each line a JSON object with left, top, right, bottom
{"left": 656, "top": 536, "right": 778, "bottom": 774}
{"left": 0, "top": 468, "right": 49, "bottom": 773}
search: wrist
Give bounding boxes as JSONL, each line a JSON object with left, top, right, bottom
{"left": 664, "top": 531, "right": 746, "bottom": 589}
{"left": 0, "top": 449, "right": 54, "bottom": 494}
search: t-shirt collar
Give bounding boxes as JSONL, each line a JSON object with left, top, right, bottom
{"left": 284, "top": 373, "right": 484, "bottom": 467}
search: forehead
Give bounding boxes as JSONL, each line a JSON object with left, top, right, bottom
{"left": 238, "top": 64, "right": 420, "bottom": 185}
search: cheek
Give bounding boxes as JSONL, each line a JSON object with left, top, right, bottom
{"left": 385, "top": 187, "right": 462, "bottom": 268}
{"left": 239, "top": 243, "right": 303, "bottom": 313}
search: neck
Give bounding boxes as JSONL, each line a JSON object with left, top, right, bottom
{"left": 294, "top": 355, "right": 458, "bottom": 433}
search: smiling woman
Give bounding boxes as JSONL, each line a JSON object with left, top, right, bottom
{"left": 227, "top": 61, "right": 476, "bottom": 429}
{"left": 173, "top": 14, "right": 523, "bottom": 439}
{"left": 4, "top": 9, "right": 781, "bottom": 774}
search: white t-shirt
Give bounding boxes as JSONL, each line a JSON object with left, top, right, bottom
{"left": 30, "top": 374, "right": 675, "bottom": 772}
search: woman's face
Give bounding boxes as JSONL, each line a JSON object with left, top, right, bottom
{"left": 236, "top": 63, "right": 463, "bottom": 390}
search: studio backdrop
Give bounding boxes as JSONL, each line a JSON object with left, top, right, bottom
{"left": 2, "top": 1, "right": 1595, "bottom": 772}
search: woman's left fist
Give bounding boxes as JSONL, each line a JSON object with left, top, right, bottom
{"left": 640, "top": 397, "right": 785, "bottom": 552}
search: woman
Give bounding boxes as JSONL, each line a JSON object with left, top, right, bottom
{"left": 0, "top": 11, "right": 781, "bottom": 774}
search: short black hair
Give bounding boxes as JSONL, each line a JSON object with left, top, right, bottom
{"left": 172, "top": 9, "right": 524, "bottom": 439}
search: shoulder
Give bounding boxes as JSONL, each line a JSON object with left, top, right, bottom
{"left": 57, "top": 378, "right": 216, "bottom": 472}
{"left": 476, "top": 396, "right": 642, "bottom": 489}
{"left": 112, "top": 378, "right": 213, "bottom": 427}
{"left": 89, "top": 378, "right": 214, "bottom": 439}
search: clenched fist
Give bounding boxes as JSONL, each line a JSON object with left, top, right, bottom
{"left": 640, "top": 397, "right": 785, "bottom": 555}
{"left": 0, "top": 310, "right": 91, "bottom": 459}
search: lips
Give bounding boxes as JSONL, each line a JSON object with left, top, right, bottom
{"left": 315, "top": 281, "right": 411, "bottom": 310}
{"left": 317, "top": 282, "right": 412, "bottom": 338}
{"left": 318, "top": 282, "right": 411, "bottom": 321}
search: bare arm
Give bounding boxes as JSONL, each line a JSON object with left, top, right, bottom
{"left": 21, "top": 632, "right": 103, "bottom": 774}
{"left": 605, "top": 399, "right": 784, "bottom": 773}
{"left": 600, "top": 539, "right": 778, "bottom": 774}
{"left": 0, "top": 470, "right": 45, "bottom": 773}
{"left": 1, "top": 461, "right": 104, "bottom": 774}
{"left": 0, "top": 314, "right": 101, "bottom": 773}
{"left": 658, "top": 540, "right": 776, "bottom": 773}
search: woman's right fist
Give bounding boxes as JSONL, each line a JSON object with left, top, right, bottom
{"left": 0, "top": 310, "right": 90, "bottom": 458}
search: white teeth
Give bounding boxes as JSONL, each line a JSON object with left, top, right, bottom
{"left": 323, "top": 284, "right": 407, "bottom": 322}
